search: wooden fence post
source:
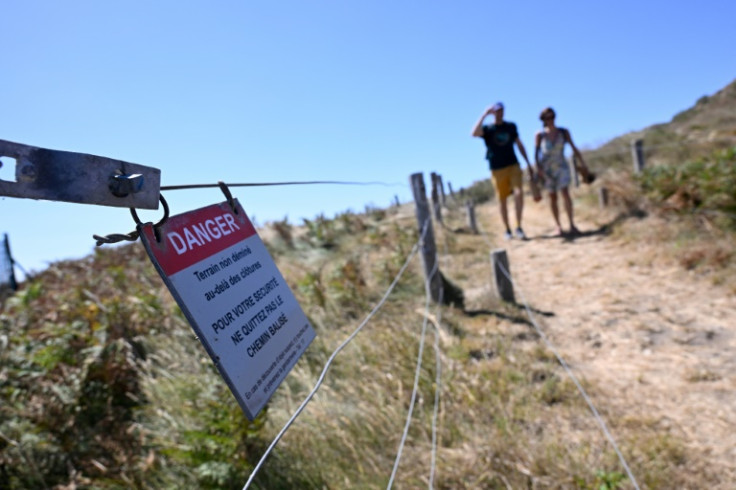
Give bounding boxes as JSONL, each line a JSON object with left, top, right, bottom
{"left": 466, "top": 200, "right": 478, "bottom": 234}
{"left": 491, "top": 249, "right": 514, "bottom": 303}
{"left": 631, "top": 139, "right": 645, "bottom": 173}
{"left": 430, "top": 172, "right": 442, "bottom": 223}
{"left": 598, "top": 187, "right": 609, "bottom": 208}
{"left": 448, "top": 182, "right": 455, "bottom": 199}
{"left": 437, "top": 174, "right": 446, "bottom": 205}
{"left": 410, "top": 173, "right": 442, "bottom": 303}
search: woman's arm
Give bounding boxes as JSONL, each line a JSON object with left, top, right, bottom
{"left": 562, "top": 128, "right": 587, "bottom": 168}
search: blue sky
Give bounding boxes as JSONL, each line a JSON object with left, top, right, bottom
{"left": 1, "top": 0, "right": 735, "bottom": 276}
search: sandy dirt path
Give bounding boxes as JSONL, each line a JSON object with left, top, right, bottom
{"left": 471, "top": 194, "right": 736, "bottom": 485}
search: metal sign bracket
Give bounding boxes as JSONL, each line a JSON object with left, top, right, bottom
{"left": 0, "top": 139, "right": 161, "bottom": 209}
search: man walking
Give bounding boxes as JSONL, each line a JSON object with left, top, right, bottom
{"left": 472, "top": 102, "right": 534, "bottom": 240}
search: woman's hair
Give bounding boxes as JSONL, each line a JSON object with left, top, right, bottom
{"left": 539, "top": 107, "right": 556, "bottom": 121}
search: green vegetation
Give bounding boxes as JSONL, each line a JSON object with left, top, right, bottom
{"left": 1, "top": 198, "right": 713, "bottom": 489}
{"left": 3, "top": 79, "right": 736, "bottom": 488}
{"left": 458, "top": 178, "right": 495, "bottom": 204}
{"left": 588, "top": 145, "right": 736, "bottom": 287}
{"left": 636, "top": 147, "right": 736, "bottom": 228}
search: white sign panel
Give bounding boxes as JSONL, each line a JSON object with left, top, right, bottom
{"left": 139, "top": 199, "right": 315, "bottom": 420}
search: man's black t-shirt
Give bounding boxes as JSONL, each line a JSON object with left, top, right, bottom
{"left": 482, "top": 122, "right": 519, "bottom": 170}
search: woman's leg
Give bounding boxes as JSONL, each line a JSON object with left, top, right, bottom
{"left": 548, "top": 191, "right": 562, "bottom": 235}
{"left": 560, "top": 187, "right": 578, "bottom": 234}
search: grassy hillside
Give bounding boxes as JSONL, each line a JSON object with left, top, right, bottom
{"left": 2, "top": 79, "right": 735, "bottom": 489}
{"left": 0, "top": 203, "right": 687, "bottom": 489}
{"left": 583, "top": 78, "right": 736, "bottom": 173}
{"left": 577, "top": 79, "right": 736, "bottom": 290}
{"left": 4, "top": 200, "right": 730, "bottom": 488}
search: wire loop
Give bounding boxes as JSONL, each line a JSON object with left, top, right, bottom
{"left": 93, "top": 194, "right": 170, "bottom": 247}
{"left": 130, "top": 194, "right": 170, "bottom": 228}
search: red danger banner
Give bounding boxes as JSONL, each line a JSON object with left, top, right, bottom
{"left": 139, "top": 200, "right": 315, "bottom": 420}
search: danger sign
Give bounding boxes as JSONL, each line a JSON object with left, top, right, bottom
{"left": 139, "top": 199, "right": 315, "bottom": 420}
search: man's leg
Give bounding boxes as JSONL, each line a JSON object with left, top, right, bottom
{"left": 492, "top": 168, "right": 513, "bottom": 236}
{"left": 499, "top": 197, "right": 511, "bottom": 232}
{"left": 508, "top": 165, "right": 526, "bottom": 238}
{"left": 513, "top": 186, "right": 524, "bottom": 229}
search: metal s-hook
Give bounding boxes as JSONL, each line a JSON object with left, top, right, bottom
{"left": 218, "top": 181, "right": 238, "bottom": 214}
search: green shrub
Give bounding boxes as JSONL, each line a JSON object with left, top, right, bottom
{"left": 636, "top": 146, "right": 736, "bottom": 228}
{"left": 461, "top": 178, "right": 495, "bottom": 204}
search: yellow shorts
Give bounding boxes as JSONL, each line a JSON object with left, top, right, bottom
{"left": 491, "top": 165, "right": 523, "bottom": 200}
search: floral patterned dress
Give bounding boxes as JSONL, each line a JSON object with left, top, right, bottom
{"left": 538, "top": 129, "right": 571, "bottom": 191}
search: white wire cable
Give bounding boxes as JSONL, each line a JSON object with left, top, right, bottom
{"left": 495, "top": 261, "right": 640, "bottom": 489}
{"left": 475, "top": 220, "right": 639, "bottom": 488}
{"left": 428, "top": 216, "right": 452, "bottom": 489}
{"left": 696, "top": 208, "right": 736, "bottom": 220}
{"left": 242, "top": 219, "right": 429, "bottom": 489}
{"left": 428, "top": 324, "right": 442, "bottom": 489}
{"left": 481, "top": 215, "right": 639, "bottom": 490}
{"left": 387, "top": 257, "right": 437, "bottom": 489}
{"left": 428, "top": 271, "right": 445, "bottom": 488}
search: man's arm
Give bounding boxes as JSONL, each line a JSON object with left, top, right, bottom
{"left": 533, "top": 132, "right": 545, "bottom": 180}
{"left": 515, "top": 137, "right": 534, "bottom": 179}
{"left": 471, "top": 107, "right": 495, "bottom": 137}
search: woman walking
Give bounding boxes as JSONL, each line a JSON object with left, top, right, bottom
{"left": 534, "top": 107, "right": 592, "bottom": 237}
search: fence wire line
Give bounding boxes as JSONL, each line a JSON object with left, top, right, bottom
{"left": 474, "top": 220, "right": 639, "bottom": 489}
{"left": 161, "top": 179, "right": 407, "bottom": 191}
{"left": 428, "top": 212, "right": 454, "bottom": 488}
{"left": 387, "top": 255, "right": 438, "bottom": 489}
{"left": 696, "top": 208, "right": 736, "bottom": 220}
{"left": 242, "top": 218, "right": 431, "bottom": 490}
{"left": 428, "top": 316, "right": 442, "bottom": 489}
{"left": 428, "top": 231, "right": 448, "bottom": 489}
{"left": 494, "top": 260, "right": 641, "bottom": 490}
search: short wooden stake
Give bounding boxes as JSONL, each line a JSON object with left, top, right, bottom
{"left": 598, "top": 187, "right": 609, "bottom": 208}
{"left": 410, "top": 173, "right": 442, "bottom": 303}
{"left": 631, "top": 139, "right": 645, "bottom": 173}
{"left": 466, "top": 200, "right": 478, "bottom": 234}
{"left": 491, "top": 249, "right": 515, "bottom": 303}
{"left": 448, "top": 182, "right": 455, "bottom": 198}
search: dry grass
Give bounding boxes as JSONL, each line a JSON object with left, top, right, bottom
{"left": 251, "top": 201, "right": 728, "bottom": 489}
{"left": 1, "top": 170, "right": 733, "bottom": 488}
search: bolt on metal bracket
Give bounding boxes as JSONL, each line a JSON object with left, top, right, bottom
{"left": 0, "top": 139, "right": 161, "bottom": 209}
